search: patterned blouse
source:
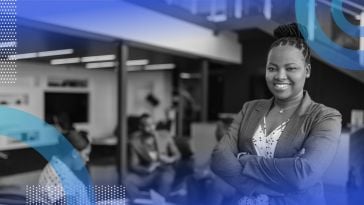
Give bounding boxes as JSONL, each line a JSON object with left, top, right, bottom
{"left": 239, "top": 116, "right": 289, "bottom": 205}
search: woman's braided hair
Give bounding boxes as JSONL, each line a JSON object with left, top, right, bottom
{"left": 270, "top": 23, "right": 311, "bottom": 64}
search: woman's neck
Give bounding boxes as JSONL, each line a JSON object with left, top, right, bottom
{"left": 274, "top": 91, "right": 303, "bottom": 109}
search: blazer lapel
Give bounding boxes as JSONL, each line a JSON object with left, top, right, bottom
{"left": 274, "top": 114, "right": 302, "bottom": 157}
{"left": 239, "top": 99, "right": 272, "bottom": 155}
{"left": 274, "top": 91, "right": 313, "bottom": 157}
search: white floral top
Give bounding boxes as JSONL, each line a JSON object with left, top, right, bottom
{"left": 252, "top": 116, "right": 289, "bottom": 158}
{"left": 239, "top": 116, "right": 289, "bottom": 205}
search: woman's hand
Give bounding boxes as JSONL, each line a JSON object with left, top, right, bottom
{"left": 295, "top": 148, "right": 306, "bottom": 157}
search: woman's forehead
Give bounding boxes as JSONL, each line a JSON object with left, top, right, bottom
{"left": 268, "top": 45, "right": 306, "bottom": 64}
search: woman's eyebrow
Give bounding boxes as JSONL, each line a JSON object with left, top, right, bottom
{"left": 268, "top": 63, "right": 298, "bottom": 67}
{"left": 284, "top": 63, "right": 298, "bottom": 66}
{"left": 267, "top": 63, "right": 278, "bottom": 67}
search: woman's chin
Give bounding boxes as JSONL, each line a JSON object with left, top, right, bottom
{"left": 272, "top": 92, "right": 291, "bottom": 101}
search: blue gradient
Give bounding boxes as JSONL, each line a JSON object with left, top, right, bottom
{"left": 0, "top": 106, "right": 94, "bottom": 204}
{"left": 295, "top": 0, "right": 364, "bottom": 70}
{"left": 16, "top": 0, "right": 181, "bottom": 38}
{"left": 17, "top": 0, "right": 149, "bottom": 22}
{"left": 331, "top": 0, "right": 364, "bottom": 37}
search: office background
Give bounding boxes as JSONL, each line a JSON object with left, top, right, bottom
{"left": 0, "top": 0, "right": 363, "bottom": 204}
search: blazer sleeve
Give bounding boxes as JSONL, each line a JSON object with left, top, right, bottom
{"left": 211, "top": 102, "right": 283, "bottom": 196}
{"left": 239, "top": 108, "right": 342, "bottom": 192}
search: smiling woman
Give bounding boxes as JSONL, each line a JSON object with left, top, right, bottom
{"left": 211, "top": 23, "right": 342, "bottom": 205}
{"left": 266, "top": 46, "right": 310, "bottom": 101}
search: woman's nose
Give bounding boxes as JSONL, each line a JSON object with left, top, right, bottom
{"left": 274, "top": 69, "right": 287, "bottom": 80}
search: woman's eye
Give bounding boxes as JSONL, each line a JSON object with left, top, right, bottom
{"left": 267, "top": 67, "right": 275, "bottom": 71}
{"left": 286, "top": 67, "right": 296, "bottom": 71}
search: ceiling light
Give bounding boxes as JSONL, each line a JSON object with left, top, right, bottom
{"left": 8, "top": 52, "right": 37, "bottom": 60}
{"left": 38, "top": 49, "right": 74, "bottom": 57}
{"left": 8, "top": 49, "right": 73, "bottom": 60}
{"left": 206, "top": 14, "right": 227, "bottom": 22}
{"left": 51, "top": 57, "right": 81, "bottom": 65}
{"left": 145, "top": 63, "right": 175, "bottom": 70}
{"left": 126, "top": 59, "right": 149, "bottom": 66}
{"left": 127, "top": 66, "right": 143, "bottom": 72}
{"left": 180, "top": 73, "right": 191, "bottom": 79}
{"left": 180, "top": 72, "right": 201, "bottom": 79}
{"left": 85, "top": 61, "right": 116, "bottom": 69}
{"left": 81, "top": 54, "right": 116, "bottom": 62}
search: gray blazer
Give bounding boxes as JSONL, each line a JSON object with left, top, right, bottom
{"left": 211, "top": 92, "right": 342, "bottom": 205}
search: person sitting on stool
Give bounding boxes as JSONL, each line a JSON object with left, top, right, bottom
{"left": 124, "top": 113, "right": 181, "bottom": 201}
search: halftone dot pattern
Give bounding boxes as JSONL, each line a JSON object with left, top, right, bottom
{"left": 92, "top": 185, "right": 127, "bottom": 205}
{"left": 0, "top": 0, "right": 16, "bottom": 84}
{"left": 26, "top": 185, "right": 66, "bottom": 204}
{"left": 26, "top": 185, "right": 126, "bottom": 205}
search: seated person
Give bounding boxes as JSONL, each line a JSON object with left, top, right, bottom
{"left": 125, "top": 113, "right": 181, "bottom": 200}
{"left": 38, "top": 114, "right": 91, "bottom": 204}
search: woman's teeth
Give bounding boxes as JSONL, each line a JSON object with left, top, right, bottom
{"left": 274, "top": 83, "right": 289, "bottom": 90}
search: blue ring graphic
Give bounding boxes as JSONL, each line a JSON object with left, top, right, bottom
{"left": 331, "top": 0, "right": 364, "bottom": 37}
{"left": 295, "top": 0, "right": 364, "bottom": 70}
{"left": 0, "top": 106, "right": 94, "bottom": 204}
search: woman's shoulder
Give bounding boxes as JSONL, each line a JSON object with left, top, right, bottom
{"left": 241, "top": 98, "right": 270, "bottom": 110}
{"left": 306, "top": 101, "right": 342, "bottom": 122}
{"left": 310, "top": 101, "right": 341, "bottom": 115}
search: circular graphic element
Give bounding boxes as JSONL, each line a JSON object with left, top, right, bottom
{"left": 295, "top": 0, "right": 364, "bottom": 70}
{"left": 0, "top": 106, "right": 94, "bottom": 204}
{"left": 331, "top": 0, "right": 364, "bottom": 37}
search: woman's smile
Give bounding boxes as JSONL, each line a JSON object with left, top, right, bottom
{"left": 273, "top": 82, "right": 291, "bottom": 91}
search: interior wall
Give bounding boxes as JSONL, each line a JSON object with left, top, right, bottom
{"left": 1, "top": 62, "right": 173, "bottom": 141}
{"left": 223, "top": 30, "right": 272, "bottom": 113}
{"left": 127, "top": 70, "right": 173, "bottom": 122}
{"left": 307, "top": 60, "right": 364, "bottom": 125}
{"left": 2, "top": 62, "right": 118, "bottom": 139}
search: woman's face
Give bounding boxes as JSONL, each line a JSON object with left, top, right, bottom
{"left": 265, "top": 45, "right": 310, "bottom": 101}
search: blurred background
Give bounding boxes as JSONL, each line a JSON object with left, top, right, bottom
{"left": 0, "top": 0, "right": 364, "bottom": 204}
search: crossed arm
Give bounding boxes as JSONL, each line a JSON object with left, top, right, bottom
{"left": 211, "top": 103, "right": 342, "bottom": 196}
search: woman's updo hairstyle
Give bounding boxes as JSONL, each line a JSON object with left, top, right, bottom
{"left": 270, "top": 23, "right": 311, "bottom": 64}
